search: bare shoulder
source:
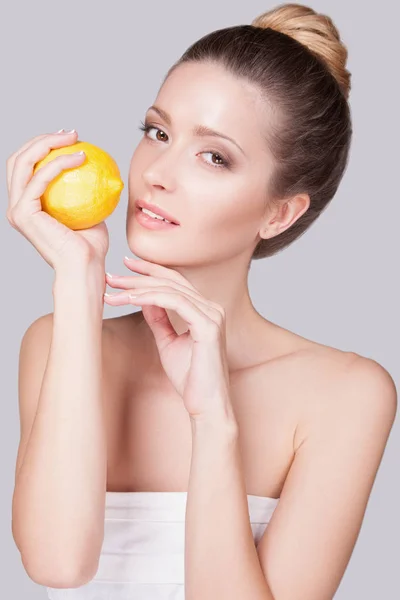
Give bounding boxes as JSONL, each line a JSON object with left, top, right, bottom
{"left": 292, "top": 343, "right": 398, "bottom": 451}
{"left": 255, "top": 343, "right": 397, "bottom": 600}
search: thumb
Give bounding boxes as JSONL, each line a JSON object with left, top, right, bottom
{"left": 141, "top": 304, "right": 178, "bottom": 351}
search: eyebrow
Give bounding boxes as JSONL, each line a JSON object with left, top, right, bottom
{"left": 146, "top": 105, "right": 245, "bottom": 156}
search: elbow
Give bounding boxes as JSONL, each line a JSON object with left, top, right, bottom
{"left": 12, "top": 514, "right": 102, "bottom": 588}
{"left": 20, "top": 552, "right": 99, "bottom": 589}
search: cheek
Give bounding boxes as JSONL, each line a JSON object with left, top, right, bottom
{"left": 196, "top": 186, "right": 262, "bottom": 236}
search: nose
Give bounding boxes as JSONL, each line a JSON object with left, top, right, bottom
{"left": 141, "top": 145, "right": 180, "bottom": 190}
{"left": 142, "top": 171, "right": 166, "bottom": 190}
{"left": 141, "top": 157, "right": 173, "bottom": 190}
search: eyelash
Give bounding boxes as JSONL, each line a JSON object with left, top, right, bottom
{"left": 138, "top": 120, "right": 232, "bottom": 170}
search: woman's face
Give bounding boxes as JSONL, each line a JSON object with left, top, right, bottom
{"left": 127, "top": 61, "right": 276, "bottom": 266}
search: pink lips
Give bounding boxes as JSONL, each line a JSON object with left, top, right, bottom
{"left": 135, "top": 205, "right": 180, "bottom": 230}
{"left": 136, "top": 199, "right": 180, "bottom": 225}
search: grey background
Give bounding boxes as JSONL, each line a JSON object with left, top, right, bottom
{"left": 1, "top": 0, "right": 399, "bottom": 598}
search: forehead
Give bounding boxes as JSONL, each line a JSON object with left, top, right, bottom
{"left": 153, "top": 62, "right": 273, "bottom": 154}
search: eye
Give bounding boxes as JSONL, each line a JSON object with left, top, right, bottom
{"left": 138, "top": 121, "right": 167, "bottom": 142}
{"left": 138, "top": 120, "right": 232, "bottom": 170}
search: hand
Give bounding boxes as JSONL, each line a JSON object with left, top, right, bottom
{"left": 6, "top": 130, "right": 109, "bottom": 272}
{"left": 103, "top": 257, "right": 234, "bottom": 423}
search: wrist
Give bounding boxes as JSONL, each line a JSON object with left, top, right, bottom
{"left": 53, "top": 263, "right": 106, "bottom": 300}
{"left": 190, "top": 410, "right": 239, "bottom": 441}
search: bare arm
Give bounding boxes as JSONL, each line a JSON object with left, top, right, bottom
{"left": 12, "top": 264, "right": 107, "bottom": 588}
{"left": 184, "top": 355, "right": 397, "bottom": 600}
{"left": 255, "top": 356, "right": 397, "bottom": 600}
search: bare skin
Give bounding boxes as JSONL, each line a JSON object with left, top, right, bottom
{"left": 8, "top": 58, "right": 395, "bottom": 596}
{"left": 100, "top": 61, "right": 356, "bottom": 497}
{"left": 101, "top": 310, "right": 356, "bottom": 498}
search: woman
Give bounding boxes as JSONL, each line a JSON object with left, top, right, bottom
{"left": 8, "top": 3, "right": 397, "bottom": 600}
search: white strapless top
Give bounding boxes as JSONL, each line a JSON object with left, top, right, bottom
{"left": 46, "top": 491, "right": 279, "bottom": 600}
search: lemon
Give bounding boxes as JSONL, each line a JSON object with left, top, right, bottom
{"left": 33, "top": 140, "right": 124, "bottom": 230}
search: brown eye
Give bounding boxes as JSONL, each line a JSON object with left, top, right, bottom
{"left": 201, "top": 150, "right": 231, "bottom": 170}
{"left": 156, "top": 130, "right": 167, "bottom": 141}
{"left": 138, "top": 121, "right": 167, "bottom": 142}
{"left": 139, "top": 123, "right": 165, "bottom": 141}
{"left": 138, "top": 120, "right": 232, "bottom": 170}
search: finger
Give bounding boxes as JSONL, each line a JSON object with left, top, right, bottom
{"left": 7, "top": 134, "right": 50, "bottom": 192}
{"left": 104, "top": 285, "right": 214, "bottom": 315}
{"left": 140, "top": 303, "right": 178, "bottom": 346}
{"left": 123, "top": 256, "right": 199, "bottom": 292}
{"left": 106, "top": 274, "right": 207, "bottom": 303}
{"left": 6, "top": 131, "right": 70, "bottom": 194}
{"left": 107, "top": 273, "right": 225, "bottom": 317}
{"left": 127, "top": 290, "right": 223, "bottom": 343}
{"left": 15, "top": 151, "right": 86, "bottom": 216}
{"left": 8, "top": 130, "right": 78, "bottom": 208}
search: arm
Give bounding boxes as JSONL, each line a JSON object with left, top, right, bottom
{"left": 185, "top": 356, "right": 397, "bottom": 600}
{"left": 12, "top": 264, "right": 107, "bottom": 588}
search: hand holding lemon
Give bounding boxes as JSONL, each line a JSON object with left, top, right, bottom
{"left": 33, "top": 138, "right": 124, "bottom": 230}
{"left": 6, "top": 130, "right": 124, "bottom": 271}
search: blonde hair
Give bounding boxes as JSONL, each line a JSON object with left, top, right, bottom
{"left": 252, "top": 3, "right": 351, "bottom": 99}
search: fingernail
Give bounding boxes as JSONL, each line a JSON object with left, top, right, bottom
{"left": 65, "top": 129, "right": 76, "bottom": 134}
{"left": 106, "top": 272, "right": 113, "bottom": 278}
{"left": 55, "top": 129, "right": 65, "bottom": 134}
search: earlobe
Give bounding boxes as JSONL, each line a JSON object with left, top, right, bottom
{"left": 259, "top": 226, "right": 271, "bottom": 240}
{"left": 259, "top": 224, "right": 281, "bottom": 240}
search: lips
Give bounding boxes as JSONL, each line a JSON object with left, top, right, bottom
{"left": 136, "top": 199, "right": 180, "bottom": 225}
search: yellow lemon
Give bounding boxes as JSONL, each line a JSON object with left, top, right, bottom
{"left": 33, "top": 140, "right": 124, "bottom": 230}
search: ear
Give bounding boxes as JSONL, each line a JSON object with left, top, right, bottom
{"left": 259, "top": 193, "right": 310, "bottom": 239}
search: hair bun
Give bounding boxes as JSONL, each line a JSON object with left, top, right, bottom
{"left": 252, "top": 3, "right": 351, "bottom": 99}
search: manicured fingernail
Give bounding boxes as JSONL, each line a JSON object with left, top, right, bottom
{"left": 65, "top": 129, "right": 76, "bottom": 134}
{"left": 106, "top": 272, "right": 113, "bottom": 278}
{"left": 55, "top": 129, "right": 65, "bottom": 134}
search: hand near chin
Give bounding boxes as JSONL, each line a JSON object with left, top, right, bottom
{"left": 104, "top": 257, "right": 234, "bottom": 425}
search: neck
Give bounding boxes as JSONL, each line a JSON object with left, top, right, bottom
{"left": 158, "top": 252, "right": 270, "bottom": 373}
